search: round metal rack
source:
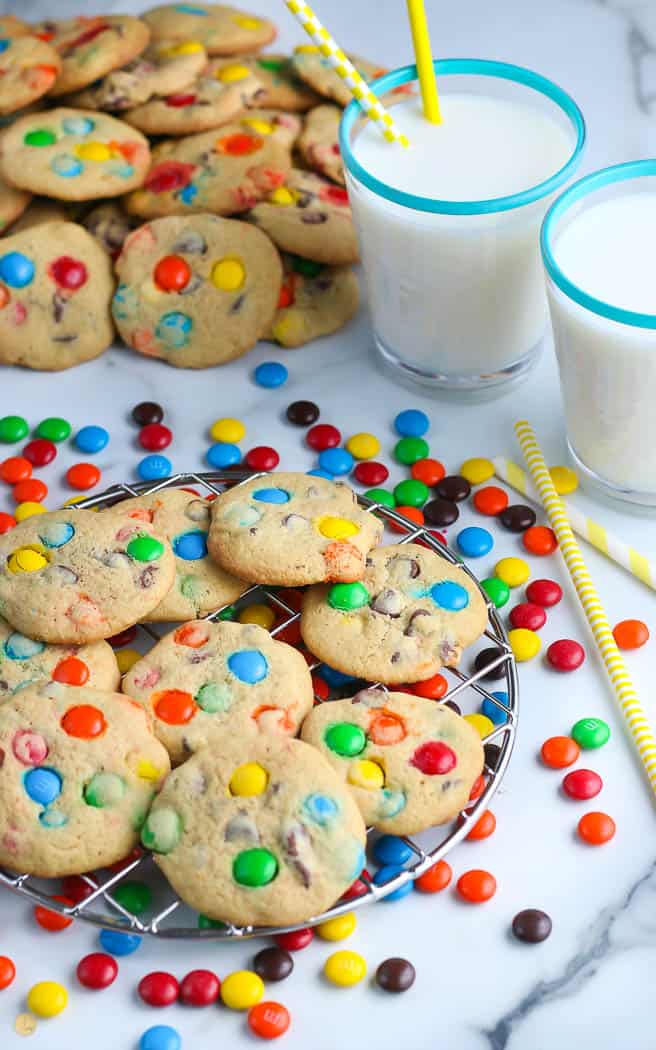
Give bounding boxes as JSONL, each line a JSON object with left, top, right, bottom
{"left": 0, "top": 471, "right": 519, "bottom": 939}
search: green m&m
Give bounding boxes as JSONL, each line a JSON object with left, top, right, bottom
{"left": 325, "top": 722, "right": 366, "bottom": 757}
{"left": 127, "top": 534, "right": 165, "bottom": 562}
{"left": 571, "top": 717, "right": 610, "bottom": 750}
{"left": 24, "top": 128, "right": 57, "bottom": 147}
{"left": 36, "top": 417, "right": 71, "bottom": 442}
{"left": 198, "top": 913, "right": 226, "bottom": 930}
{"left": 327, "top": 581, "right": 370, "bottom": 611}
{"left": 480, "top": 577, "right": 510, "bottom": 609}
{"left": 0, "top": 415, "right": 29, "bottom": 443}
{"left": 233, "top": 848, "right": 278, "bottom": 887}
{"left": 113, "top": 880, "right": 152, "bottom": 915}
{"left": 141, "top": 806, "right": 183, "bottom": 853}
{"left": 394, "top": 436, "right": 429, "bottom": 465}
{"left": 363, "top": 488, "right": 395, "bottom": 509}
{"left": 393, "top": 479, "right": 429, "bottom": 508}
{"left": 83, "top": 771, "right": 125, "bottom": 808}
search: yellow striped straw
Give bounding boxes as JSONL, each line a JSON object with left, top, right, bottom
{"left": 285, "top": 0, "right": 410, "bottom": 146}
{"left": 515, "top": 420, "right": 656, "bottom": 797}
{"left": 492, "top": 456, "right": 656, "bottom": 592}
{"left": 406, "top": 0, "right": 441, "bottom": 123}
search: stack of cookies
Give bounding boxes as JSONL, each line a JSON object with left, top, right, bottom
{"left": 0, "top": 472, "right": 489, "bottom": 926}
{"left": 0, "top": 5, "right": 381, "bottom": 370}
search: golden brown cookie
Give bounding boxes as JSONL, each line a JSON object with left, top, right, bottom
{"left": 37, "top": 15, "right": 151, "bottom": 98}
{"left": 267, "top": 253, "right": 359, "bottom": 347}
{"left": 142, "top": 4, "right": 276, "bottom": 56}
{"left": 214, "top": 52, "right": 320, "bottom": 111}
{"left": 0, "top": 36, "right": 62, "bottom": 116}
{"left": 0, "top": 175, "right": 31, "bottom": 233}
{"left": 0, "top": 614, "right": 120, "bottom": 697}
{"left": 290, "top": 48, "right": 386, "bottom": 107}
{"left": 297, "top": 103, "right": 343, "bottom": 184}
{"left": 6, "top": 198, "right": 70, "bottom": 234}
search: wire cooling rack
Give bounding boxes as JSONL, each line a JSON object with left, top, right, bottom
{"left": 0, "top": 471, "right": 519, "bottom": 939}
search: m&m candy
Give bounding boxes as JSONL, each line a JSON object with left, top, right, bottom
{"left": 394, "top": 409, "right": 429, "bottom": 437}
{"left": 373, "top": 835, "right": 413, "bottom": 866}
{"left": 577, "top": 811, "right": 615, "bottom": 845}
{"left": 508, "top": 628, "right": 541, "bottom": 662}
{"left": 316, "top": 912, "right": 356, "bottom": 941}
{"left": 180, "top": 969, "right": 220, "bottom": 1006}
{"left": 207, "top": 442, "right": 241, "bottom": 468}
{"left": 23, "top": 438, "right": 56, "bottom": 466}
{"left": 323, "top": 950, "right": 367, "bottom": 986}
{"left": 210, "top": 417, "right": 245, "bottom": 442}
{"left": 459, "top": 457, "right": 494, "bottom": 485}
{"left": 375, "top": 958, "right": 416, "bottom": 993}
{"left": 547, "top": 639, "right": 585, "bottom": 672}
{"left": 612, "top": 619, "right": 649, "bottom": 650}
{"left": 495, "top": 557, "right": 530, "bottom": 587}
{"left": 540, "top": 736, "right": 580, "bottom": 768}
{"left": 353, "top": 461, "right": 388, "bottom": 486}
{"left": 254, "top": 361, "right": 288, "bottom": 388}
{"left": 509, "top": 602, "right": 547, "bottom": 631}
{"left": 248, "top": 1001, "right": 291, "bottom": 1039}
{"left": 76, "top": 953, "right": 118, "bottom": 989}
{"left": 307, "top": 423, "right": 340, "bottom": 450}
{"left": 473, "top": 485, "right": 508, "bottom": 516}
{"left": 562, "top": 769, "right": 603, "bottom": 800}
{"left": 132, "top": 402, "right": 164, "bottom": 426}
{"left": 0, "top": 956, "right": 16, "bottom": 989}
{"left": 13, "top": 478, "right": 47, "bottom": 504}
{"left": 522, "top": 525, "right": 558, "bottom": 555}
{"left": 138, "top": 971, "right": 179, "bottom": 1007}
{"left": 139, "top": 1026, "right": 181, "bottom": 1050}
{"left": 345, "top": 432, "right": 380, "bottom": 459}
{"left": 66, "top": 463, "right": 101, "bottom": 490}
{"left": 27, "top": 981, "right": 68, "bottom": 1018}
{"left": 456, "top": 869, "right": 497, "bottom": 903}
{"left": 571, "top": 717, "right": 610, "bottom": 750}
{"left": 274, "top": 928, "right": 313, "bottom": 951}
{"left": 411, "top": 457, "right": 445, "bottom": 486}
{"left": 99, "top": 928, "right": 142, "bottom": 956}
{"left": 34, "top": 896, "right": 74, "bottom": 931}
{"left": 36, "top": 417, "right": 71, "bottom": 442}
{"left": 74, "top": 426, "right": 109, "bottom": 454}
{"left": 394, "top": 436, "right": 429, "bottom": 465}
{"left": 456, "top": 526, "right": 493, "bottom": 558}
{"left": 512, "top": 909, "right": 552, "bottom": 943}
{"left": 245, "top": 446, "right": 280, "bottom": 471}
{"left": 0, "top": 415, "right": 28, "bottom": 443}
{"left": 220, "top": 970, "right": 264, "bottom": 1010}
{"left": 0, "top": 456, "right": 31, "bottom": 483}
{"left": 139, "top": 424, "right": 172, "bottom": 451}
{"left": 465, "top": 809, "right": 496, "bottom": 840}
{"left": 526, "top": 578, "right": 562, "bottom": 607}
{"left": 435, "top": 475, "right": 470, "bottom": 502}
{"left": 138, "top": 454, "right": 172, "bottom": 480}
{"left": 318, "top": 447, "right": 353, "bottom": 475}
{"left": 481, "top": 577, "right": 510, "bottom": 609}
{"left": 414, "top": 859, "right": 452, "bottom": 894}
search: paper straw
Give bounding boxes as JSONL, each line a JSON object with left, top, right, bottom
{"left": 492, "top": 456, "right": 656, "bottom": 592}
{"left": 514, "top": 420, "right": 656, "bottom": 795}
{"left": 285, "top": 0, "right": 410, "bottom": 146}
{"left": 406, "top": 0, "right": 441, "bottom": 123}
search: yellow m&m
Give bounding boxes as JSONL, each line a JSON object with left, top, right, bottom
{"left": 211, "top": 257, "right": 245, "bottom": 291}
{"left": 324, "top": 950, "right": 367, "bottom": 987}
{"left": 345, "top": 432, "right": 381, "bottom": 460}
{"left": 464, "top": 713, "right": 495, "bottom": 739}
{"left": 27, "top": 980, "right": 68, "bottom": 1018}
{"left": 15, "top": 501, "right": 47, "bottom": 521}
{"left": 217, "top": 63, "right": 251, "bottom": 82}
{"left": 160, "top": 40, "right": 204, "bottom": 56}
{"left": 116, "top": 648, "right": 141, "bottom": 674}
{"left": 317, "top": 912, "right": 356, "bottom": 941}
{"left": 508, "top": 628, "right": 541, "bottom": 662}
{"left": 460, "top": 457, "right": 495, "bottom": 485}
{"left": 348, "top": 759, "right": 384, "bottom": 790}
{"left": 75, "top": 142, "right": 112, "bottom": 162}
{"left": 238, "top": 603, "right": 275, "bottom": 630}
{"left": 494, "top": 556, "right": 530, "bottom": 588}
{"left": 220, "top": 970, "right": 264, "bottom": 1010}
{"left": 210, "top": 416, "right": 245, "bottom": 442}
{"left": 242, "top": 117, "right": 274, "bottom": 135}
{"left": 229, "top": 762, "right": 268, "bottom": 797}
{"left": 269, "top": 186, "right": 295, "bottom": 206}
{"left": 317, "top": 516, "right": 359, "bottom": 540}
{"left": 8, "top": 545, "right": 47, "bottom": 573}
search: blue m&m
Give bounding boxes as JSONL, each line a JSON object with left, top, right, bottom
{"left": 156, "top": 311, "right": 192, "bottom": 349}
{"left": 394, "top": 409, "right": 429, "bottom": 438}
{"left": 0, "top": 252, "right": 35, "bottom": 289}
{"left": 254, "top": 361, "right": 288, "bottom": 388}
{"left": 74, "top": 426, "right": 109, "bottom": 454}
{"left": 252, "top": 487, "right": 290, "bottom": 504}
{"left": 319, "top": 665, "right": 356, "bottom": 688}
{"left": 51, "top": 154, "right": 84, "bottom": 178}
{"left": 139, "top": 1027, "right": 181, "bottom": 1050}
{"left": 138, "top": 455, "right": 171, "bottom": 481}
{"left": 4, "top": 633, "right": 45, "bottom": 660}
{"left": 39, "top": 521, "right": 75, "bottom": 548}
{"left": 206, "top": 442, "right": 241, "bottom": 468}
{"left": 304, "top": 793, "right": 338, "bottom": 826}
{"left": 456, "top": 526, "right": 494, "bottom": 558}
{"left": 373, "top": 865, "right": 413, "bottom": 901}
{"left": 0, "top": 39, "right": 10, "bottom": 54}
{"left": 24, "top": 767, "right": 62, "bottom": 806}
{"left": 318, "top": 447, "right": 354, "bottom": 476}
{"left": 99, "top": 928, "right": 142, "bottom": 956}
{"left": 481, "top": 691, "right": 509, "bottom": 726}
{"left": 62, "top": 116, "right": 95, "bottom": 136}
{"left": 430, "top": 580, "right": 469, "bottom": 611}
{"left": 172, "top": 530, "right": 207, "bottom": 560}
{"left": 227, "top": 649, "right": 268, "bottom": 684}
{"left": 373, "top": 835, "right": 413, "bottom": 867}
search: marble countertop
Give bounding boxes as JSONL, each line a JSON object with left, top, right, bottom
{"left": 2, "top": 1, "right": 656, "bottom": 1047}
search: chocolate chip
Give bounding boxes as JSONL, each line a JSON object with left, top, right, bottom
{"left": 286, "top": 400, "right": 319, "bottom": 426}
{"left": 424, "top": 498, "right": 459, "bottom": 526}
{"left": 132, "top": 401, "right": 163, "bottom": 426}
{"left": 301, "top": 211, "right": 328, "bottom": 224}
{"left": 171, "top": 231, "right": 207, "bottom": 254}
{"left": 52, "top": 291, "right": 66, "bottom": 323}
{"left": 444, "top": 700, "right": 461, "bottom": 715}
{"left": 499, "top": 504, "right": 537, "bottom": 532}
{"left": 484, "top": 743, "right": 502, "bottom": 769}
{"left": 230, "top": 293, "right": 245, "bottom": 314}
{"left": 371, "top": 588, "right": 403, "bottom": 617}
{"left": 512, "top": 908, "right": 552, "bottom": 943}
{"left": 435, "top": 475, "right": 471, "bottom": 502}
{"left": 253, "top": 946, "right": 294, "bottom": 982}
{"left": 474, "top": 646, "right": 507, "bottom": 680}
{"left": 375, "top": 957, "right": 416, "bottom": 993}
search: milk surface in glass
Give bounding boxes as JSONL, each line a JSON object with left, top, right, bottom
{"left": 346, "top": 91, "right": 576, "bottom": 390}
{"left": 548, "top": 191, "right": 656, "bottom": 499}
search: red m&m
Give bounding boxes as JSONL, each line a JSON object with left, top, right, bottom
{"left": 547, "top": 639, "right": 585, "bottom": 672}
{"left": 562, "top": 769, "right": 602, "bottom": 800}
{"left": 49, "top": 256, "right": 88, "bottom": 290}
{"left": 306, "top": 424, "right": 340, "bottom": 451}
{"left": 23, "top": 439, "right": 56, "bottom": 466}
{"left": 180, "top": 969, "right": 221, "bottom": 1006}
{"left": 509, "top": 602, "right": 547, "bottom": 631}
{"left": 138, "top": 971, "right": 179, "bottom": 1007}
{"left": 274, "top": 928, "right": 313, "bottom": 951}
{"left": 245, "top": 446, "right": 280, "bottom": 471}
{"left": 76, "top": 952, "right": 118, "bottom": 990}
{"left": 353, "top": 461, "right": 388, "bottom": 486}
{"left": 139, "top": 423, "right": 172, "bottom": 451}
{"left": 154, "top": 255, "right": 191, "bottom": 292}
{"left": 526, "top": 578, "right": 562, "bottom": 607}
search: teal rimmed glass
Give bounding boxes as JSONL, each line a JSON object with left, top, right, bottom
{"left": 542, "top": 159, "right": 656, "bottom": 329}
{"left": 340, "top": 58, "right": 586, "bottom": 216}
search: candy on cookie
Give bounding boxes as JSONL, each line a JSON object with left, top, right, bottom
{"left": 207, "top": 471, "right": 383, "bottom": 585}
{"left": 123, "top": 619, "right": 313, "bottom": 764}
{"left": 0, "top": 615, "right": 120, "bottom": 696}
{"left": 142, "top": 3, "right": 277, "bottom": 56}
{"left": 0, "top": 36, "right": 62, "bottom": 116}
{"left": 300, "top": 543, "right": 488, "bottom": 684}
{"left": 81, "top": 201, "right": 140, "bottom": 258}
{"left": 290, "top": 48, "right": 387, "bottom": 107}
{"left": 301, "top": 690, "right": 485, "bottom": 834}
{"left": 267, "top": 253, "right": 360, "bottom": 347}
{"left": 140, "top": 735, "right": 366, "bottom": 925}
{"left": 37, "top": 16, "right": 151, "bottom": 98}
{"left": 297, "top": 104, "right": 344, "bottom": 185}
{"left": 214, "top": 53, "right": 320, "bottom": 111}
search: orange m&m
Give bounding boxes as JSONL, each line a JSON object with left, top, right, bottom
{"left": 0, "top": 456, "right": 32, "bottom": 484}
{"left": 414, "top": 859, "right": 452, "bottom": 894}
{"left": 465, "top": 809, "right": 496, "bottom": 841}
{"left": 409, "top": 673, "right": 448, "bottom": 700}
{"left": 34, "top": 896, "right": 74, "bottom": 932}
{"left": 389, "top": 506, "right": 424, "bottom": 533}
{"left": 368, "top": 709, "right": 406, "bottom": 745}
{"left": 0, "top": 955, "right": 16, "bottom": 989}
{"left": 456, "top": 869, "right": 497, "bottom": 903}
{"left": 66, "top": 463, "right": 101, "bottom": 490}
{"left": 154, "top": 254, "right": 191, "bottom": 292}
{"left": 612, "top": 618, "right": 649, "bottom": 650}
{"left": 153, "top": 689, "right": 197, "bottom": 725}
{"left": 410, "top": 458, "right": 445, "bottom": 486}
{"left": 52, "top": 656, "right": 90, "bottom": 686}
{"left": 540, "top": 735, "right": 580, "bottom": 769}
{"left": 13, "top": 478, "right": 48, "bottom": 504}
{"left": 473, "top": 485, "right": 509, "bottom": 516}
{"left": 577, "top": 811, "right": 616, "bottom": 845}
{"left": 174, "top": 622, "right": 209, "bottom": 648}
{"left": 215, "top": 132, "right": 262, "bottom": 155}
{"left": 522, "top": 525, "right": 558, "bottom": 555}
{"left": 61, "top": 704, "right": 107, "bottom": 739}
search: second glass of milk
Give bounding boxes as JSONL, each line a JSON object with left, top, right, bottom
{"left": 340, "top": 59, "right": 585, "bottom": 397}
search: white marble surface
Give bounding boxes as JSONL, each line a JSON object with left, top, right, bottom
{"left": 2, "top": 1, "right": 656, "bottom": 1048}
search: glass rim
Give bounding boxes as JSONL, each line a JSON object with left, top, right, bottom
{"left": 339, "top": 58, "right": 586, "bottom": 216}
{"left": 541, "top": 159, "right": 656, "bottom": 329}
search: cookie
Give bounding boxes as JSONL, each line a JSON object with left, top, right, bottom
{"left": 113, "top": 214, "right": 281, "bottom": 367}
{"left": 0, "top": 615, "right": 120, "bottom": 697}
{"left": 81, "top": 200, "right": 140, "bottom": 259}
{"left": 213, "top": 53, "right": 320, "bottom": 111}
{"left": 0, "top": 684, "right": 170, "bottom": 877}
{"left": 297, "top": 104, "right": 343, "bottom": 184}
{"left": 0, "top": 36, "right": 62, "bottom": 116}
{"left": 123, "top": 619, "right": 313, "bottom": 764}
{"left": 267, "top": 253, "right": 359, "bottom": 347}
{"left": 140, "top": 734, "right": 366, "bottom": 925}
{"left": 123, "top": 58, "right": 263, "bottom": 136}
{"left": 0, "top": 109, "right": 151, "bottom": 201}
{"left": 105, "top": 489, "right": 246, "bottom": 619}
{"left": 0, "top": 222, "right": 116, "bottom": 371}
{"left": 7, "top": 198, "right": 70, "bottom": 234}
{"left": 291, "top": 48, "right": 385, "bottom": 107}
{"left": 0, "top": 17, "right": 29, "bottom": 38}
{"left": 142, "top": 4, "right": 276, "bottom": 57}
{"left": 247, "top": 169, "right": 358, "bottom": 264}
{"left": 300, "top": 690, "right": 484, "bottom": 835}
{"left": 36, "top": 16, "right": 151, "bottom": 98}
{"left": 208, "top": 472, "right": 383, "bottom": 586}
{"left": 124, "top": 111, "right": 297, "bottom": 219}
{"left": 65, "top": 39, "right": 207, "bottom": 112}
{"left": 0, "top": 176, "right": 30, "bottom": 233}
{"left": 0, "top": 508, "right": 176, "bottom": 644}
{"left": 300, "top": 543, "right": 488, "bottom": 684}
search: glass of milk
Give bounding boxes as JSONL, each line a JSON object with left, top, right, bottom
{"left": 542, "top": 160, "right": 656, "bottom": 506}
{"left": 340, "top": 59, "right": 585, "bottom": 396}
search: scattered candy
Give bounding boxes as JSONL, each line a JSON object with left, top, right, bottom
{"left": 345, "top": 432, "right": 380, "bottom": 459}
{"left": 411, "top": 457, "right": 445, "bottom": 486}
{"left": 207, "top": 442, "right": 241, "bottom": 468}
{"left": 323, "top": 950, "right": 367, "bottom": 987}
{"left": 239, "top": 603, "right": 275, "bottom": 630}
{"left": 464, "top": 713, "right": 494, "bottom": 738}
{"left": 508, "top": 626, "right": 542, "bottom": 661}
{"left": 473, "top": 485, "right": 508, "bottom": 516}
{"left": 0, "top": 415, "right": 28, "bottom": 443}
{"left": 456, "top": 526, "right": 493, "bottom": 558}
{"left": 180, "top": 969, "right": 220, "bottom": 1006}
{"left": 394, "top": 409, "right": 429, "bottom": 437}
{"left": 66, "top": 462, "right": 101, "bottom": 490}
{"left": 254, "top": 361, "right": 288, "bottom": 388}
{"left": 456, "top": 869, "right": 497, "bottom": 903}
{"left": 26, "top": 980, "right": 68, "bottom": 1018}
{"left": 424, "top": 498, "right": 458, "bottom": 526}
{"left": 23, "top": 438, "right": 56, "bottom": 466}
{"left": 577, "top": 811, "right": 616, "bottom": 845}
{"left": 139, "top": 1025, "right": 181, "bottom": 1050}
{"left": 245, "top": 446, "right": 280, "bottom": 471}
{"left": 0, "top": 511, "right": 16, "bottom": 534}
{"left": 76, "top": 953, "right": 118, "bottom": 990}
{"left": 522, "top": 525, "right": 558, "bottom": 555}
{"left": 316, "top": 912, "right": 356, "bottom": 941}
{"left": 393, "top": 478, "right": 428, "bottom": 508}
{"left": 495, "top": 557, "right": 530, "bottom": 588}
{"left": 253, "top": 947, "right": 293, "bottom": 983}
{"left": 139, "top": 423, "right": 172, "bottom": 451}
{"left": 318, "top": 447, "right": 354, "bottom": 475}
{"left": 547, "top": 639, "right": 585, "bottom": 672}
{"left": 15, "top": 500, "right": 47, "bottom": 521}
{"left": 248, "top": 1001, "right": 291, "bottom": 1039}
{"left": 414, "top": 859, "right": 452, "bottom": 893}
{"left": 549, "top": 465, "right": 578, "bottom": 494}
{"left": 210, "top": 417, "right": 245, "bottom": 443}
{"left": 0, "top": 456, "right": 31, "bottom": 484}
{"left": 540, "top": 736, "right": 580, "bottom": 768}
{"left": 459, "top": 457, "right": 494, "bottom": 485}
{"left": 481, "top": 577, "right": 510, "bottom": 609}
{"left": 474, "top": 646, "right": 507, "bottom": 680}
{"left": 512, "top": 909, "right": 552, "bottom": 943}
{"left": 465, "top": 809, "right": 496, "bottom": 840}
{"left": 409, "top": 673, "right": 448, "bottom": 700}
{"left": 138, "top": 971, "right": 179, "bottom": 1007}
{"left": 307, "top": 423, "right": 340, "bottom": 450}
{"left": 221, "top": 970, "right": 264, "bottom": 1010}
{"left": 480, "top": 691, "right": 509, "bottom": 725}
{"left": 274, "top": 928, "right": 313, "bottom": 951}
{"left": 353, "top": 461, "right": 388, "bottom": 486}
{"left": 509, "top": 602, "right": 547, "bottom": 631}
{"left": 373, "top": 834, "right": 413, "bottom": 867}
{"left": 612, "top": 619, "right": 649, "bottom": 650}
{"left": 34, "top": 896, "right": 74, "bottom": 932}
{"left": 394, "top": 436, "right": 429, "bottom": 465}
{"left": 132, "top": 402, "right": 163, "bottom": 426}
{"left": 113, "top": 880, "right": 151, "bottom": 915}
{"left": 116, "top": 648, "right": 141, "bottom": 674}
{"left": 499, "top": 504, "right": 536, "bottom": 532}
{"left": 0, "top": 956, "right": 16, "bottom": 989}
{"left": 286, "top": 400, "right": 319, "bottom": 426}
{"left": 74, "top": 426, "right": 109, "bottom": 454}
{"left": 36, "top": 417, "right": 71, "bottom": 442}
{"left": 13, "top": 477, "right": 47, "bottom": 504}
{"left": 364, "top": 487, "right": 395, "bottom": 508}
{"left": 61, "top": 875, "right": 94, "bottom": 904}
{"left": 389, "top": 505, "right": 423, "bottom": 531}
{"left": 563, "top": 769, "right": 603, "bottom": 800}
{"left": 138, "top": 454, "right": 172, "bottom": 481}
{"left": 435, "top": 474, "right": 470, "bottom": 502}
{"left": 571, "top": 717, "right": 610, "bottom": 750}
{"left": 99, "top": 928, "right": 142, "bottom": 956}
{"left": 375, "top": 957, "right": 416, "bottom": 993}
{"left": 372, "top": 865, "right": 413, "bottom": 901}
{"left": 526, "top": 578, "right": 562, "bottom": 607}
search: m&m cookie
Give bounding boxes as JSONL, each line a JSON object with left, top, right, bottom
{"left": 0, "top": 223, "right": 115, "bottom": 370}
{"left": 142, "top": 4, "right": 277, "bottom": 56}
{"left": 112, "top": 214, "right": 282, "bottom": 367}
{"left": 8, "top": 198, "right": 69, "bottom": 234}
{"left": 297, "top": 104, "right": 344, "bottom": 185}
{"left": 0, "top": 684, "right": 170, "bottom": 877}
{"left": 141, "top": 735, "right": 365, "bottom": 926}
{"left": 0, "top": 509, "right": 175, "bottom": 643}
{"left": 218, "top": 53, "right": 319, "bottom": 111}
{"left": 0, "top": 109, "right": 151, "bottom": 200}
{"left": 301, "top": 691, "right": 484, "bottom": 834}
{"left": 300, "top": 543, "right": 488, "bottom": 684}
{"left": 0, "top": 615, "right": 120, "bottom": 697}
{"left": 208, "top": 471, "right": 383, "bottom": 586}
{"left": 0, "top": 175, "right": 30, "bottom": 233}
{"left": 0, "top": 36, "right": 61, "bottom": 116}
{"left": 290, "top": 49, "right": 386, "bottom": 107}
{"left": 267, "top": 253, "right": 360, "bottom": 348}
{"left": 122, "top": 619, "right": 314, "bottom": 764}
{"left": 35, "top": 15, "right": 150, "bottom": 98}
{"left": 82, "top": 201, "right": 139, "bottom": 257}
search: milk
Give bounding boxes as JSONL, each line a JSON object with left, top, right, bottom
{"left": 548, "top": 192, "right": 656, "bottom": 499}
{"left": 345, "top": 92, "right": 577, "bottom": 390}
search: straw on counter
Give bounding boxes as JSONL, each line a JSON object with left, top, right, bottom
{"left": 514, "top": 420, "right": 656, "bottom": 796}
{"left": 492, "top": 456, "right": 656, "bottom": 591}
{"left": 406, "top": 0, "right": 441, "bottom": 123}
{"left": 285, "top": 0, "right": 410, "bottom": 146}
